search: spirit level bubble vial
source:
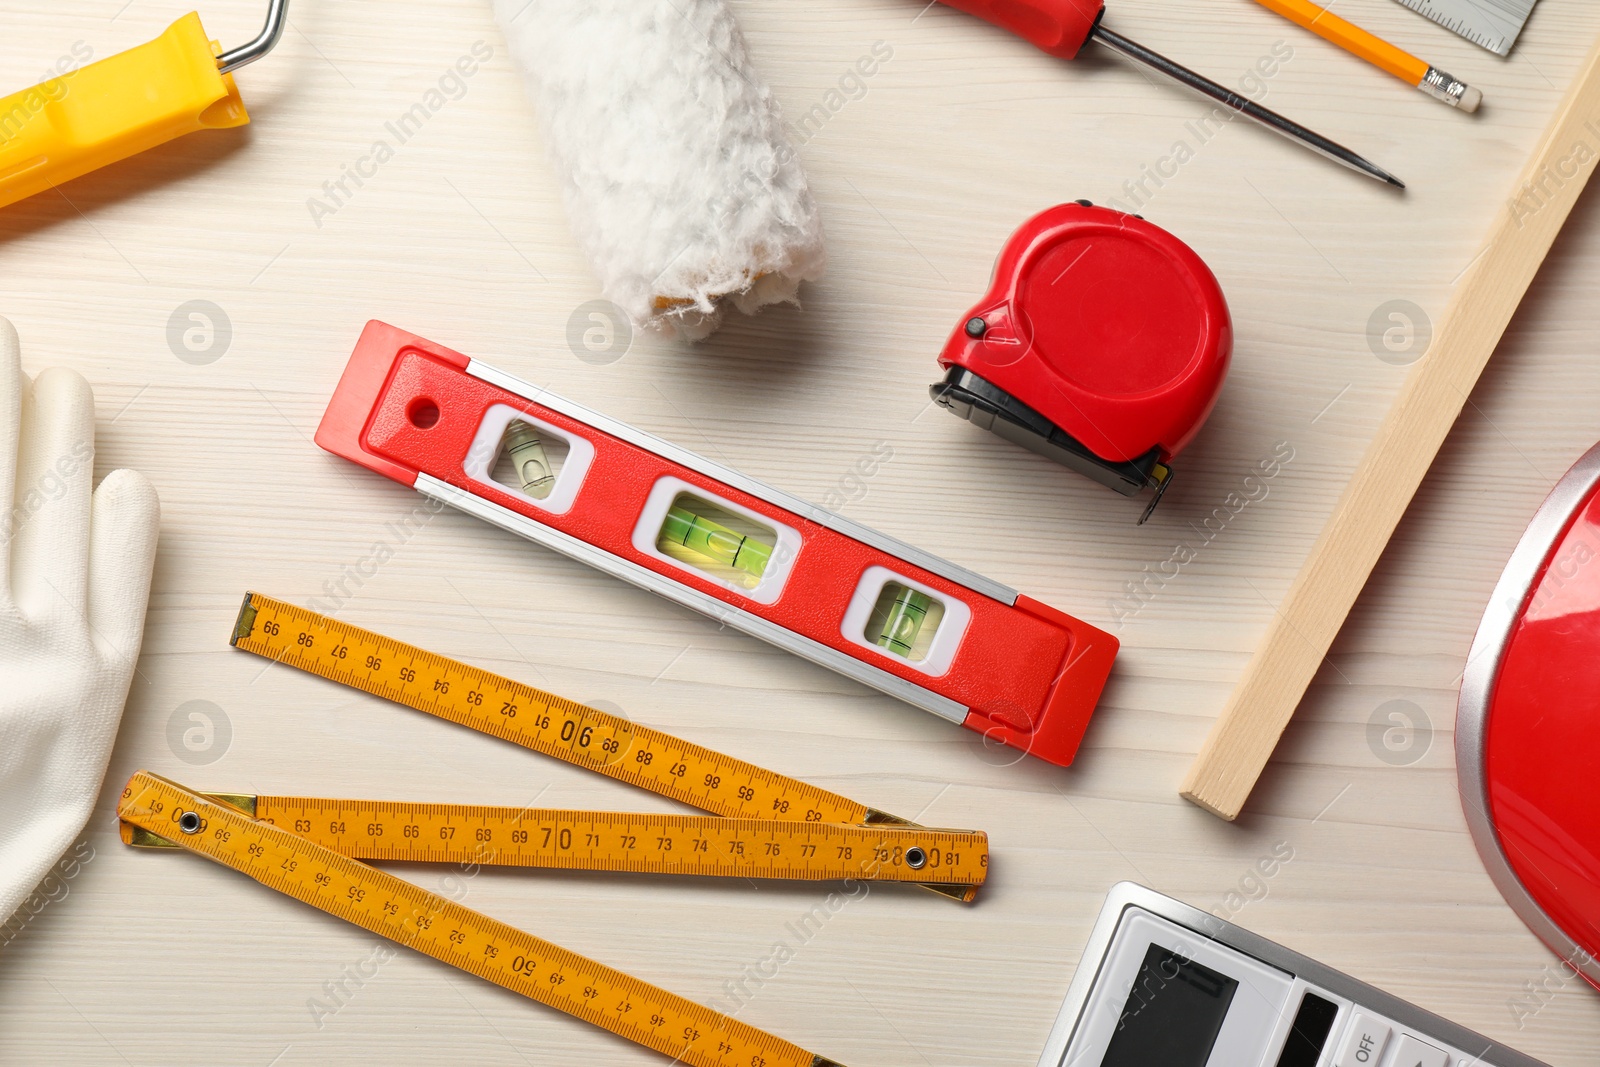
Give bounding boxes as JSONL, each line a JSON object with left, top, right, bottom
{"left": 316, "top": 321, "right": 1118, "bottom": 766}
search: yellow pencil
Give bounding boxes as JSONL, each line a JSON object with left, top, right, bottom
{"left": 1252, "top": 0, "right": 1482, "bottom": 111}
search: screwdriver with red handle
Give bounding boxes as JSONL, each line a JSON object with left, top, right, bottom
{"left": 936, "top": 0, "right": 1403, "bottom": 187}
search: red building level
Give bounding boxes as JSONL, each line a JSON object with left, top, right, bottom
{"left": 317, "top": 322, "right": 1117, "bottom": 766}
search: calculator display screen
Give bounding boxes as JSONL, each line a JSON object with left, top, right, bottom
{"left": 1099, "top": 944, "right": 1238, "bottom": 1067}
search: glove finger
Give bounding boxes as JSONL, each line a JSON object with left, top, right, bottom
{"left": 11, "top": 366, "right": 95, "bottom": 620}
{"left": 0, "top": 317, "right": 20, "bottom": 608}
{"left": 86, "top": 468, "right": 159, "bottom": 668}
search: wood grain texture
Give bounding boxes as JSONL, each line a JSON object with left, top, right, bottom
{"left": 1, "top": 0, "right": 1600, "bottom": 1065}
{"left": 1181, "top": 27, "right": 1600, "bottom": 820}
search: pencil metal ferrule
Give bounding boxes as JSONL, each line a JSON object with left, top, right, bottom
{"left": 1420, "top": 66, "right": 1482, "bottom": 112}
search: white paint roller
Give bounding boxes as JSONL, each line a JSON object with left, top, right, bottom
{"left": 492, "top": 0, "right": 826, "bottom": 339}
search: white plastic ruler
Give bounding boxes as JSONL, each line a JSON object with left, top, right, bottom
{"left": 1390, "top": 0, "right": 1537, "bottom": 56}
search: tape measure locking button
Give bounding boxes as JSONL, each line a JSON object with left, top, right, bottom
{"left": 931, "top": 202, "right": 1232, "bottom": 522}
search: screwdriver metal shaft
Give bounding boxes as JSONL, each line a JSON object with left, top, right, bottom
{"left": 1090, "top": 24, "right": 1404, "bottom": 188}
{"left": 933, "top": 0, "right": 1403, "bottom": 187}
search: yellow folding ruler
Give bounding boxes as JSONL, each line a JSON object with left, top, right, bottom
{"left": 118, "top": 593, "right": 989, "bottom": 1066}
{"left": 119, "top": 772, "right": 847, "bottom": 1067}
{"left": 217, "top": 592, "right": 986, "bottom": 897}
{"left": 122, "top": 793, "right": 984, "bottom": 885}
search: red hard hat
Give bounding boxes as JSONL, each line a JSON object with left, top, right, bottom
{"left": 1460, "top": 440, "right": 1600, "bottom": 990}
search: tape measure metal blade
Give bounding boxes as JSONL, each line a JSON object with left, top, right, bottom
{"left": 124, "top": 795, "right": 989, "bottom": 886}
{"left": 1388, "top": 0, "right": 1536, "bottom": 55}
{"left": 119, "top": 772, "right": 844, "bottom": 1067}
{"left": 231, "top": 593, "right": 866, "bottom": 824}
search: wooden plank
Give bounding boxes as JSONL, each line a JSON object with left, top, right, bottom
{"left": 1180, "top": 29, "right": 1600, "bottom": 821}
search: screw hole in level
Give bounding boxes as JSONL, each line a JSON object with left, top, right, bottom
{"left": 408, "top": 398, "right": 441, "bottom": 430}
{"left": 178, "top": 811, "right": 202, "bottom": 834}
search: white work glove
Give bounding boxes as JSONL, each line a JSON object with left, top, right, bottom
{"left": 0, "top": 317, "right": 159, "bottom": 928}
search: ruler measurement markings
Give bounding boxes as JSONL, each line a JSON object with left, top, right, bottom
{"left": 275, "top": 591, "right": 812, "bottom": 819}
{"left": 122, "top": 774, "right": 831, "bottom": 1067}
{"left": 238, "top": 796, "right": 985, "bottom": 883}
{"left": 233, "top": 593, "right": 968, "bottom": 899}
{"left": 264, "top": 607, "right": 851, "bottom": 819}
{"left": 1389, "top": 0, "right": 1535, "bottom": 56}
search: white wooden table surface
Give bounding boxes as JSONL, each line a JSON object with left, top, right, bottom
{"left": 2, "top": 0, "right": 1599, "bottom": 1063}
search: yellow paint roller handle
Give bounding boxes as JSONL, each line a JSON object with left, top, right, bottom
{"left": 0, "top": 13, "right": 249, "bottom": 212}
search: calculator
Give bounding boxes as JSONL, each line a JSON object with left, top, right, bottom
{"left": 1037, "top": 883, "right": 1548, "bottom": 1067}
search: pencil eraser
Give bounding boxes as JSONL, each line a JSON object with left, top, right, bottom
{"left": 1459, "top": 85, "right": 1483, "bottom": 113}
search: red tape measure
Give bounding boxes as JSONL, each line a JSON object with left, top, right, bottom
{"left": 932, "top": 202, "right": 1232, "bottom": 521}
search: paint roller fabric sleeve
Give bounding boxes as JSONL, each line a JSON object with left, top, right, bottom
{"left": 490, "top": 0, "right": 825, "bottom": 339}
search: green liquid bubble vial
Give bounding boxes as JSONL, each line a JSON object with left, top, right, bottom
{"left": 867, "top": 583, "right": 944, "bottom": 661}
{"left": 656, "top": 495, "right": 775, "bottom": 588}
